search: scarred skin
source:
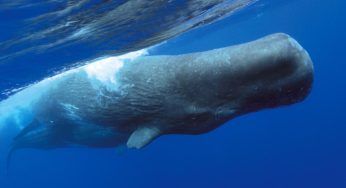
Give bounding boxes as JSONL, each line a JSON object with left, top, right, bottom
{"left": 9, "top": 33, "right": 313, "bottom": 154}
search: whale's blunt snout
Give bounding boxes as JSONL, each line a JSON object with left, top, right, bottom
{"left": 235, "top": 33, "right": 314, "bottom": 110}
{"left": 273, "top": 33, "right": 313, "bottom": 104}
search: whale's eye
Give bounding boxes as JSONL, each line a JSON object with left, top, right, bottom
{"left": 184, "top": 105, "right": 211, "bottom": 122}
{"left": 188, "top": 111, "right": 211, "bottom": 123}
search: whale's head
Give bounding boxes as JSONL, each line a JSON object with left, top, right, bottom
{"left": 223, "top": 33, "right": 313, "bottom": 113}
{"left": 171, "top": 33, "right": 313, "bottom": 134}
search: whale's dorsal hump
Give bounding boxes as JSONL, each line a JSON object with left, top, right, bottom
{"left": 127, "top": 126, "right": 161, "bottom": 149}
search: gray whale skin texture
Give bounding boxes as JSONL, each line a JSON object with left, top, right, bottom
{"left": 10, "top": 33, "right": 314, "bottom": 153}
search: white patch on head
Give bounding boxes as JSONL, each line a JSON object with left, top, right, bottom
{"left": 84, "top": 49, "right": 148, "bottom": 91}
{"left": 84, "top": 57, "right": 124, "bottom": 91}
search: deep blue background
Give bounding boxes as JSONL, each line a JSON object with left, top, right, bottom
{"left": 1, "top": 0, "right": 346, "bottom": 187}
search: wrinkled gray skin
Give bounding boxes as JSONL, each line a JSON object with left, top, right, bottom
{"left": 10, "top": 33, "right": 313, "bottom": 156}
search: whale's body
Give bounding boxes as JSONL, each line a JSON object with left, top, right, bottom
{"left": 9, "top": 33, "right": 313, "bottom": 153}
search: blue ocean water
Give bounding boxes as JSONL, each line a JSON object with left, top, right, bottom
{"left": 0, "top": 0, "right": 345, "bottom": 188}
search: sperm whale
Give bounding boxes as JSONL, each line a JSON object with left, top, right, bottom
{"left": 5, "top": 33, "right": 313, "bottom": 163}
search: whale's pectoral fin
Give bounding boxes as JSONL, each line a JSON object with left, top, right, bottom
{"left": 127, "top": 126, "right": 161, "bottom": 149}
